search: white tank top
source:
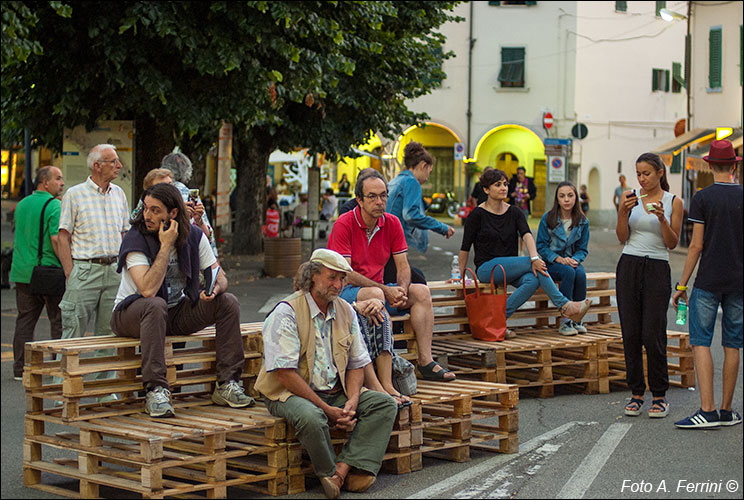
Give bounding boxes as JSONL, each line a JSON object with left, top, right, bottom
{"left": 622, "top": 189, "right": 675, "bottom": 261}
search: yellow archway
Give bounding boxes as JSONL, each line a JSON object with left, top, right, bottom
{"left": 473, "top": 124, "right": 545, "bottom": 178}
{"left": 336, "top": 132, "right": 382, "bottom": 186}
{"left": 390, "top": 122, "right": 463, "bottom": 196}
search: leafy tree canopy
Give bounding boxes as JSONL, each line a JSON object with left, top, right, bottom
{"left": 3, "top": 1, "right": 460, "bottom": 154}
{"left": 2, "top": 1, "right": 461, "bottom": 253}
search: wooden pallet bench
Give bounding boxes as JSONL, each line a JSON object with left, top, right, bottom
{"left": 288, "top": 378, "right": 519, "bottom": 492}
{"left": 23, "top": 325, "right": 265, "bottom": 421}
{"left": 23, "top": 397, "right": 296, "bottom": 499}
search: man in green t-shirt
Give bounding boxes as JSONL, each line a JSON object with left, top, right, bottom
{"left": 10, "top": 166, "right": 65, "bottom": 381}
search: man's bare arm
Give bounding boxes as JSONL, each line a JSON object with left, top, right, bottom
{"left": 57, "top": 229, "right": 73, "bottom": 278}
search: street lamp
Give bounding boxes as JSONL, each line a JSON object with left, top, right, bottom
{"left": 660, "top": 5, "right": 692, "bottom": 245}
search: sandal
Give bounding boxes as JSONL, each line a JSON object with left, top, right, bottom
{"left": 417, "top": 361, "right": 455, "bottom": 381}
{"left": 392, "top": 393, "right": 412, "bottom": 409}
{"left": 624, "top": 397, "right": 644, "bottom": 416}
{"left": 649, "top": 399, "right": 670, "bottom": 418}
{"left": 560, "top": 299, "right": 591, "bottom": 323}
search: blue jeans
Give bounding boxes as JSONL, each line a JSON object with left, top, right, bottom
{"left": 689, "top": 288, "right": 743, "bottom": 349}
{"left": 546, "top": 261, "right": 587, "bottom": 302}
{"left": 477, "top": 256, "right": 569, "bottom": 318}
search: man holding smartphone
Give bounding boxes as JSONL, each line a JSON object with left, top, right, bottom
{"left": 111, "top": 183, "right": 253, "bottom": 417}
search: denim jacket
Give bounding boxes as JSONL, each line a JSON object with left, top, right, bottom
{"left": 386, "top": 170, "right": 448, "bottom": 253}
{"left": 536, "top": 212, "right": 589, "bottom": 264}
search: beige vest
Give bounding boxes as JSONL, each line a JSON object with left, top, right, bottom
{"left": 255, "top": 291, "right": 355, "bottom": 402}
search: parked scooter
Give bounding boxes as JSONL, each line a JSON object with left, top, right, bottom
{"left": 426, "top": 191, "right": 460, "bottom": 218}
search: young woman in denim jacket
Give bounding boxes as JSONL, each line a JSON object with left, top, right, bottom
{"left": 537, "top": 181, "right": 590, "bottom": 336}
{"left": 386, "top": 141, "right": 455, "bottom": 255}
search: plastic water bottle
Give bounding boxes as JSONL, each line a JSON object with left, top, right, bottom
{"left": 450, "top": 255, "right": 460, "bottom": 280}
{"left": 676, "top": 299, "right": 687, "bottom": 325}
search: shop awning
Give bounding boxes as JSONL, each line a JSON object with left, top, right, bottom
{"left": 685, "top": 129, "right": 743, "bottom": 171}
{"left": 653, "top": 128, "right": 715, "bottom": 155}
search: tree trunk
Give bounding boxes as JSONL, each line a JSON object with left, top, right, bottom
{"left": 232, "top": 127, "right": 273, "bottom": 255}
{"left": 134, "top": 115, "right": 175, "bottom": 201}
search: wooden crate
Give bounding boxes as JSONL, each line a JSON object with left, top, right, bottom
{"left": 23, "top": 326, "right": 264, "bottom": 421}
{"left": 23, "top": 399, "right": 293, "bottom": 499}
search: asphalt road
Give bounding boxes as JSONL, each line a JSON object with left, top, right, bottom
{"left": 1, "top": 208, "right": 742, "bottom": 499}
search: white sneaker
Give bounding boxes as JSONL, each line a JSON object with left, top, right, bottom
{"left": 145, "top": 386, "right": 175, "bottom": 418}
{"left": 572, "top": 321, "right": 588, "bottom": 334}
{"left": 558, "top": 322, "right": 578, "bottom": 336}
{"left": 212, "top": 380, "right": 255, "bottom": 408}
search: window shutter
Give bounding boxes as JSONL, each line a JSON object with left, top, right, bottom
{"left": 499, "top": 47, "right": 525, "bottom": 87}
{"left": 670, "top": 154, "right": 682, "bottom": 174}
{"left": 684, "top": 34, "right": 691, "bottom": 89}
{"left": 672, "top": 62, "right": 683, "bottom": 92}
{"left": 525, "top": 1, "right": 537, "bottom": 5}
{"left": 665, "top": 69, "right": 670, "bottom": 92}
{"left": 652, "top": 69, "right": 658, "bottom": 91}
{"left": 709, "top": 27, "right": 722, "bottom": 89}
{"left": 615, "top": 1, "right": 627, "bottom": 12}
{"left": 488, "top": 1, "right": 501, "bottom": 5}
{"left": 655, "top": 1, "right": 666, "bottom": 17}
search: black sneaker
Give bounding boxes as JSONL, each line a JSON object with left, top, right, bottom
{"left": 719, "top": 409, "right": 742, "bottom": 427}
{"left": 674, "top": 409, "right": 720, "bottom": 429}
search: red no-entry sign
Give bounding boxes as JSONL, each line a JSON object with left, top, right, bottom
{"left": 543, "top": 112, "right": 554, "bottom": 129}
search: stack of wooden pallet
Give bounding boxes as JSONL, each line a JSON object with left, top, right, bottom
{"left": 288, "top": 379, "right": 519, "bottom": 492}
{"left": 391, "top": 273, "right": 694, "bottom": 397}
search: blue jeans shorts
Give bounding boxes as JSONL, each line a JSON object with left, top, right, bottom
{"left": 688, "top": 287, "right": 743, "bottom": 349}
{"left": 340, "top": 284, "right": 410, "bottom": 316}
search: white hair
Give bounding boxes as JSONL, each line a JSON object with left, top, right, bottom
{"left": 87, "top": 144, "right": 117, "bottom": 170}
{"left": 161, "top": 152, "right": 193, "bottom": 183}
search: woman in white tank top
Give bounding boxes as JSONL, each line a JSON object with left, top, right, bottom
{"left": 615, "top": 153, "right": 684, "bottom": 419}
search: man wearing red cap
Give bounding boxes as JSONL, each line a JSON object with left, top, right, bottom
{"left": 672, "top": 139, "right": 742, "bottom": 429}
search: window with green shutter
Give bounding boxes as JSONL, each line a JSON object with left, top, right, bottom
{"left": 709, "top": 26, "right": 722, "bottom": 90}
{"left": 655, "top": 1, "right": 666, "bottom": 17}
{"left": 615, "top": 1, "right": 627, "bottom": 12}
{"left": 499, "top": 47, "right": 525, "bottom": 88}
{"left": 672, "top": 62, "right": 684, "bottom": 93}
{"left": 651, "top": 68, "right": 669, "bottom": 92}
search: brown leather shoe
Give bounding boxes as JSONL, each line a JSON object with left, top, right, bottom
{"left": 320, "top": 473, "right": 343, "bottom": 499}
{"left": 343, "top": 471, "right": 376, "bottom": 492}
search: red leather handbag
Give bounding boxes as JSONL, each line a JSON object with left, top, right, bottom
{"left": 463, "top": 265, "right": 508, "bottom": 342}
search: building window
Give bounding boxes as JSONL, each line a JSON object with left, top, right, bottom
{"left": 672, "top": 62, "right": 684, "bottom": 93}
{"left": 652, "top": 68, "right": 670, "bottom": 92}
{"left": 615, "top": 1, "right": 627, "bottom": 12}
{"left": 708, "top": 26, "right": 722, "bottom": 90}
{"left": 499, "top": 47, "right": 525, "bottom": 88}
{"left": 655, "top": 1, "right": 666, "bottom": 17}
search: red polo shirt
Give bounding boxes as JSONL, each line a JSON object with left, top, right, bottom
{"left": 328, "top": 205, "right": 408, "bottom": 284}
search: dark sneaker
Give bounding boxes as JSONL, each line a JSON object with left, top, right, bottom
{"left": 674, "top": 409, "right": 719, "bottom": 429}
{"left": 719, "top": 409, "right": 742, "bottom": 427}
{"left": 212, "top": 380, "right": 255, "bottom": 408}
{"left": 145, "top": 386, "right": 175, "bottom": 418}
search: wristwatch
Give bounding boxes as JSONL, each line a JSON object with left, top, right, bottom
{"left": 675, "top": 282, "right": 688, "bottom": 291}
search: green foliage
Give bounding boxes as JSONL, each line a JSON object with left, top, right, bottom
{"left": 2, "top": 1, "right": 460, "bottom": 154}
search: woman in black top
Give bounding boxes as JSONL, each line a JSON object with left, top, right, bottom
{"left": 337, "top": 173, "right": 351, "bottom": 195}
{"left": 458, "top": 169, "right": 590, "bottom": 338}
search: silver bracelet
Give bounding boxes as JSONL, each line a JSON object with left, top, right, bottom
{"left": 530, "top": 255, "right": 540, "bottom": 261}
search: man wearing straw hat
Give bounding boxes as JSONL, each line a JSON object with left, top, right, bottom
{"left": 672, "top": 139, "right": 742, "bottom": 429}
{"left": 256, "top": 248, "right": 397, "bottom": 499}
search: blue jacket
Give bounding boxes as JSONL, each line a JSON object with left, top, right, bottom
{"left": 536, "top": 212, "right": 589, "bottom": 264}
{"left": 386, "top": 170, "right": 448, "bottom": 253}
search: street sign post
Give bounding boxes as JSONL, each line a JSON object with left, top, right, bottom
{"left": 543, "top": 112, "right": 554, "bottom": 130}
{"left": 548, "top": 155, "right": 566, "bottom": 183}
{"left": 453, "top": 142, "right": 465, "bottom": 160}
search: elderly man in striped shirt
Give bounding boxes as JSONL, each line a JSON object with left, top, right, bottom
{"left": 55, "top": 144, "right": 131, "bottom": 393}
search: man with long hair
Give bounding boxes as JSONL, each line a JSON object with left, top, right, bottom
{"left": 111, "top": 183, "right": 253, "bottom": 417}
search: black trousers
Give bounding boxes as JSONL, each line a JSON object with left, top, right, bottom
{"left": 616, "top": 254, "right": 671, "bottom": 398}
{"left": 13, "top": 283, "right": 63, "bottom": 377}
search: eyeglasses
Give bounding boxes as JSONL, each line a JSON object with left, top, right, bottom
{"left": 364, "top": 193, "right": 388, "bottom": 202}
{"left": 99, "top": 158, "right": 121, "bottom": 165}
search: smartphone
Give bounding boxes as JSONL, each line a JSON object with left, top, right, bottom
{"left": 627, "top": 191, "right": 638, "bottom": 207}
{"left": 188, "top": 188, "right": 199, "bottom": 202}
{"left": 163, "top": 218, "right": 171, "bottom": 230}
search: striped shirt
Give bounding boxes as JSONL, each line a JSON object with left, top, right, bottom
{"left": 262, "top": 292, "right": 371, "bottom": 391}
{"left": 58, "top": 177, "right": 130, "bottom": 259}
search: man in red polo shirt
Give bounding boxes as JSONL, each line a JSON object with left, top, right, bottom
{"left": 328, "top": 170, "right": 455, "bottom": 381}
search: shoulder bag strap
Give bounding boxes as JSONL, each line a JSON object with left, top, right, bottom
{"left": 37, "top": 197, "right": 55, "bottom": 266}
